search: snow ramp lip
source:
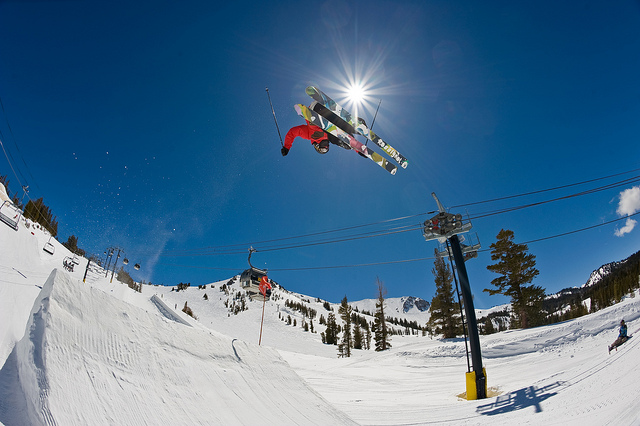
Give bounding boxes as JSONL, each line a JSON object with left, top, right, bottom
{"left": 150, "top": 295, "right": 192, "bottom": 327}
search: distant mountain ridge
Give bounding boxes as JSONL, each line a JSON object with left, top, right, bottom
{"left": 583, "top": 260, "right": 625, "bottom": 288}
{"left": 534, "top": 250, "right": 640, "bottom": 323}
{"left": 554, "top": 251, "right": 638, "bottom": 296}
{"left": 401, "top": 296, "right": 430, "bottom": 313}
{"left": 478, "top": 250, "right": 640, "bottom": 333}
{"left": 349, "top": 296, "right": 430, "bottom": 318}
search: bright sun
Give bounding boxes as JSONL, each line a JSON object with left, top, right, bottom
{"left": 346, "top": 83, "right": 366, "bottom": 104}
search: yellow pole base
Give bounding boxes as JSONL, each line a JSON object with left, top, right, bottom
{"left": 465, "top": 368, "right": 487, "bottom": 400}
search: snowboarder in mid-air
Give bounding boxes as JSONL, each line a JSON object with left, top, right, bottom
{"left": 609, "top": 320, "right": 628, "bottom": 353}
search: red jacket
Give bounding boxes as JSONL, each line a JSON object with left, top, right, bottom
{"left": 284, "top": 123, "right": 328, "bottom": 150}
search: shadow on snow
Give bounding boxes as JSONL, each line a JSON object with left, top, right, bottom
{"left": 476, "top": 381, "right": 565, "bottom": 416}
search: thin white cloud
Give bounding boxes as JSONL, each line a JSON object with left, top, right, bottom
{"left": 614, "top": 186, "right": 640, "bottom": 236}
{"left": 615, "top": 217, "right": 637, "bottom": 237}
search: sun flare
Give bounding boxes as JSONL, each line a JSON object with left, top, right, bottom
{"left": 320, "top": 55, "right": 390, "bottom": 127}
{"left": 347, "top": 83, "right": 366, "bottom": 105}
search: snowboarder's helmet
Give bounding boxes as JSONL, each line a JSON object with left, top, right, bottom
{"left": 621, "top": 320, "right": 625, "bottom": 325}
{"left": 313, "top": 142, "right": 329, "bottom": 154}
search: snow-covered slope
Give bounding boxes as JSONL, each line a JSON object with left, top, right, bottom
{"left": 148, "top": 279, "right": 431, "bottom": 357}
{"left": 0, "top": 268, "right": 356, "bottom": 425}
{"left": 285, "top": 293, "right": 640, "bottom": 425}
{"left": 3, "top": 210, "right": 640, "bottom": 425}
{"left": 0, "top": 182, "right": 10, "bottom": 203}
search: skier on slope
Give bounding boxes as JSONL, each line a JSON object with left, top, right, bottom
{"left": 608, "top": 319, "right": 628, "bottom": 353}
{"left": 281, "top": 121, "right": 333, "bottom": 156}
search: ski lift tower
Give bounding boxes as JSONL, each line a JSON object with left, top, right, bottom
{"left": 423, "top": 193, "right": 487, "bottom": 400}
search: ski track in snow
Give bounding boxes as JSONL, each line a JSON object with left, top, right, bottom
{"left": 2, "top": 214, "right": 640, "bottom": 425}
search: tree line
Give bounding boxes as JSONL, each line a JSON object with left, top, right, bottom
{"left": 428, "top": 228, "right": 640, "bottom": 337}
{"left": 319, "top": 277, "right": 392, "bottom": 357}
{"left": 1, "top": 174, "right": 90, "bottom": 255}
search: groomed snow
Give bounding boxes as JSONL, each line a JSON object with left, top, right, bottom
{"left": 1, "top": 205, "right": 640, "bottom": 425}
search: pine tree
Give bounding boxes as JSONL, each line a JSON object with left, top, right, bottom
{"left": 353, "top": 321, "right": 363, "bottom": 350}
{"left": 485, "top": 229, "right": 546, "bottom": 329}
{"left": 116, "top": 266, "right": 134, "bottom": 286}
{"left": 484, "top": 318, "right": 496, "bottom": 335}
{"left": 325, "top": 312, "right": 338, "bottom": 345}
{"left": 0, "top": 174, "right": 21, "bottom": 207}
{"left": 427, "top": 249, "right": 461, "bottom": 338}
{"left": 365, "top": 323, "right": 372, "bottom": 350}
{"left": 338, "top": 296, "right": 353, "bottom": 357}
{"left": 23, "top": 197, "right": 58, "bottom": 237}
{"left": 373, "top": 277, "right": 392, "bottom": 351}
{"left": 182, "top": 302, "right": 196, "bottom": 319}
{"left": 62, "top": 235, "right": 85, "bottom": 256}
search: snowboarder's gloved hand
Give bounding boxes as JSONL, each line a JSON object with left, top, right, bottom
{"left": 281, "top": 147, "right": 289, "bottom": 156}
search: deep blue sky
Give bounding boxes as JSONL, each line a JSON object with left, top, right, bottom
{"left": 1, "top": 0, "right": 639, "bottom": 306}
